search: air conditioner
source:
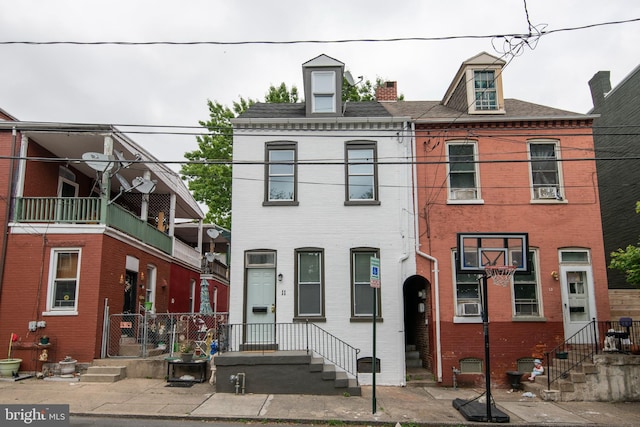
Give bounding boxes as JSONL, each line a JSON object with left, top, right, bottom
{"left": 451, "top": 189, "right": 476, "bottom": 200}
{"left": 536, "top": 186, "right": 559, "bottom": 199}
{"left": 460, "top": 302, "right": 481, "bottom": 316}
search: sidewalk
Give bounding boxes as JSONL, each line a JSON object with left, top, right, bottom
{"left": 1, "top": 377, "right": 640, "bottom": 426}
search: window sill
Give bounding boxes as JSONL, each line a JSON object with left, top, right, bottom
{"left": 447, "top": 199, "right": 484, "bottom": 205}
{"left": 42, "top": 311, "right": 78, "bottom": 316}
{"left": 453, "top": 315, "right": 482, "bottom": 324}
{"left": 350, "top": 316, "right": 383, "bottom": 323}
{"left": 263, "top": 201, "right": 299, "bottom": 207}
{"left": 530, "top": 199, "right": 568, "bottom": 204}
{"left": 512, "top": 316, "right": 547, "bottom": 322}
{"left": 293, "top": 316, "right": 326, "bottom": 323}
{"left": 344, "top": 200, "right": 381, "bottom": 206}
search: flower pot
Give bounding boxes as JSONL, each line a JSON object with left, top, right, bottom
{"left": 180, "top": 353, "right": 193, "bottom": 362}
{"left": 0, "top": 358, "right": 22, "bottom": 377}
{"left": 39, "top": 336, "right": 49, "bottom": 345}
{"left": 144, "top": 302, "right": 153, "bottom": 311}
{"left": 58, "top": 359, "right": 77, "bottom": 375}
{"left": 555, "top": 351, "right": 569, "bottom": 360}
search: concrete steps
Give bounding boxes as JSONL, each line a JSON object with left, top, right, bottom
{"left": 80, "top": 365, "right": 126, "bottom": 383}
{"left": 405, "top": 344, "right": 436, "bottom": 387}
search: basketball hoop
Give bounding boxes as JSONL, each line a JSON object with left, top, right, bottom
{"left": 484, "top": 265, "right": 517, "bottom": 287}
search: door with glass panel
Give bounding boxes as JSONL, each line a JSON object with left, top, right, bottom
{"left": 559, "top": 266, "right": 594, "bottom": 339}
{"left": 244, "top": 252, "right": 276, "bottom": 345}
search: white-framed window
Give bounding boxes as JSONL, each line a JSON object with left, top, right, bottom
{"left": 144, "top": 265, "right": 157, "bottom": 312}
{"left": 346, "top": 142, "right": 378, "bottom": 203}
{"left": 447, "top": 141, "right": 480, "bottom": 202}
{"left": 46, "top": 248, "right": 81, "bottom": 314}
{"left": 295, "top": 249, "right": 324, "bottom": 318}
{"left": 474, "top": 70, "right": 498, "bottom": 110}
{"left": 265, "top": 142, "right": 297, "bottom": 204}
{"left": 312, "top": 70, "right": 336, "bottom": 113}
{"left": 513, "top": 251, "right": 541, "bottom": 317}
{"left": 453, "top": 250, "right": 482, "bottom": 318}
{"left": 529, "top": 140, "right": 563, "bottom": 201}
{"left": 351, "top": 248, "right": 380, "bottom": 318}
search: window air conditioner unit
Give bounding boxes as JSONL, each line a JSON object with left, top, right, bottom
{"left": 536, "top": 186, "right": 559, "bottom": 199}
{"left": 460, "top": 302, "right": 481, "bottom": 316}
{"left": 451, "top": 189, "right": 476, "bottom": 200}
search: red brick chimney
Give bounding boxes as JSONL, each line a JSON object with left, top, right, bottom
{"left": 375, "top": 81, "right": 397, "bottom": 101}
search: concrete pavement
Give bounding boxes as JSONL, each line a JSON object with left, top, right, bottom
{"left": 1, "top": 377, "right": 640, "bottom": 426}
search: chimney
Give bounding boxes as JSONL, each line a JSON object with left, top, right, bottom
{"left": 588, "top": 71, "right": 611, "bottom": 110}
{"left": 375, "top": 81, "right": 397, "bottom": 102}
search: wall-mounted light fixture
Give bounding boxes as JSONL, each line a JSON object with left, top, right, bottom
{"left": 418, "top": 302, "right": 425, "bottom": 313}
{"left": 551, "top": 271, "right": 559, "bottom": 281}
{"left": 140, "top": 272, "right": 145, "bottom": 283}
{"left": 119, "top": 274, "right": 125, "bottom": 285}
{"left": 277, "top": 273, "right": 283, "bottom": 282}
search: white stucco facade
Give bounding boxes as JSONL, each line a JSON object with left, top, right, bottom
{"left": 229, "top": 119, "right": 416, "bottom": 385}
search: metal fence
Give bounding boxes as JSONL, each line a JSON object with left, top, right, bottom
{"left": 106, "top": 312, "right": 228, "bottom": 358}
{"left": 220, "top": 322, "right": 360, "bottom": 380}
{"left": 545, "top": 318, "right": 640, "bottom": 390}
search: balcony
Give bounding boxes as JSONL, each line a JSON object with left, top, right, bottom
{"left": 14, "top": 197, "right": 172, "bottom": 254}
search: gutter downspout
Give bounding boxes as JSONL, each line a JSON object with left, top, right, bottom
{"left": 0, "top": 127, "right": 18, "bottom": 304}
{"left": 397, "top": 121, "right": 411, "bottom": 387}
{"left": 410, "top": 122, "right": 443, "bottom": 383}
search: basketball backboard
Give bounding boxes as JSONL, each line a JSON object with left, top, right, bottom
{"left": 456, "top": 233, "right": 529, "bottom": 274}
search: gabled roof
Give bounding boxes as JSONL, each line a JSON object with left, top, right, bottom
{"left": 382, "top": 99, "right": 591, "bottom": 122}
{"left": 302, "top": 54, "right": 344, "bottom": 68}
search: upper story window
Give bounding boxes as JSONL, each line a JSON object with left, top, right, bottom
{"left": 529, "top": 141, "right": 563, "bottom": 201}
{"left": 447, "top": 141, "right": 480, "bottom": 202}
{"left": 312, "top": 71, "right": 336, "bottom": 113}
{"left": 265, "top": 142, "right": 298, "bottom": 206}
{"left": 351, "top": 248, "right": 381, "bottom": 319}
{"left": 45, "top": 248, "right": 81, "bottom": 315}
{"left": 474, "top": 70, "right": 498, "bottom": 110}
{"left": 295, "top": 249, "right": 324, "bottom": 319}
{"left": 345, "top": 142, "right": 379, "bottom": 205}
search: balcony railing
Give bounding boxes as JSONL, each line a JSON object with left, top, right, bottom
{"left": 14, "top": 197, "right": 172, "bottom": 254}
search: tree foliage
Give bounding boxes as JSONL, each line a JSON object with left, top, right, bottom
{"left": 608, "top": 201, "right": 640, "bottom": 287}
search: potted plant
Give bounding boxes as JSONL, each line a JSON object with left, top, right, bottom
{"left": 554, "top": 335, "right": 569, "bottom": 359}
{"left": 179, "top": 341, "right": 194, "bottom": 362}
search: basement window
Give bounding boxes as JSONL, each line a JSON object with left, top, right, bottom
{"left": 459, "top": 358, "right": 482, "bottom": 374}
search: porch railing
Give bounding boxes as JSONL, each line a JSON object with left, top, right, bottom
{"left": 545, "top": 318, "right": 640, "bottom": 390}
{"left": 14, "top": 197, "right": 172, "bottom": 254}
{"left": 220, "top": 322, "right": 360, "bottom": 381}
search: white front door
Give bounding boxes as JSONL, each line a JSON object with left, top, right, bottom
{"left": 559, "top": 266, "right": 595, "bottom": 340}
{"left": 245, "top": 268, "right": 276, "bottom": 344}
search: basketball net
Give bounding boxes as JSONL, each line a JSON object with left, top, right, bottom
{"left": 484, "top": 265, "right": 517, "bottom": 287}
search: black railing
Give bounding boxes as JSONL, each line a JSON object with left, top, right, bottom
{"left": 545, "top": 318, "right": 639, "bottom": 390}
{"left": 219, "top": 321, "right": 360, "bottom": 381}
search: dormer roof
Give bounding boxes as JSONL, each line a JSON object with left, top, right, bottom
{"left": 302, "top": 54, "right": 344, "bottom": 68}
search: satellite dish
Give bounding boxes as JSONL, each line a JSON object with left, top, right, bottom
{"left": 82, "top": 152, "right": 114, "bottom": 172}
{"left": 115, "top": 173, "right": 132, "bottom": 191}
{"left": 206, "top": 228, "right": 220, "bottom": 239}
{"left": 344, "top": 71, "right": 355, "bottom": 86}
{"left": 131, "top": 177, "right": 157, "bottom": 194}
{"left": 205, "top": 252, "right": 215, "bottom": 262}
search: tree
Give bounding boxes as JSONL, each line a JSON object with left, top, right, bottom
{"left": 608, "top": 201, "right": 640, "bottom": 287}
{"left": 180, "top": 84, "right": 297, "bottom": 229}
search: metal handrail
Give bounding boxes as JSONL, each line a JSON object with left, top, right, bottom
{"left": 220, "top": 321, "right": 360, "bottom": 381}
{"left": 545, "top": 318, "right": 639, "bottom": 390}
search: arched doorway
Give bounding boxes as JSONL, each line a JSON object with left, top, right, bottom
{"left": 403, "top": 275, "right": 431, "bottom": 370}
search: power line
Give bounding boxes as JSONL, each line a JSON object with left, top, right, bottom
{"left": 1, "top": 17, "right": 637, "bottom": 46}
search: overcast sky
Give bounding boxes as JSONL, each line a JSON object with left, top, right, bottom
{"left": 1, "top": 0, "right": 638, "bottom": 169}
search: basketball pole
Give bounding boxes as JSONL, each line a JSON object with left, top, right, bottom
{"left": 481, "top": 273, "right": 493, "bottom": 422}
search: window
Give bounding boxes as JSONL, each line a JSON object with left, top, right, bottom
{"left": 47, "top": 249, "right": 81, "bottom": 313}
{"left": 474, "top": 70, "right": 497, "bottom": 110}
{"left": 513, "top": 251, "right": 540, "bottom": 317}
{"left": 312, "top": 71, "right": 336, "bottom": 113}
{"left": 295, "top": 249, "right": 324, "bottom": 318}
{"left": 529, "top": 141, "right": 562, "bottom": 200}
{"left": 460, "top": 358, "right": 483, "bottom": 373}
{"left": 456, "top": 272, "right": 481, "bottom": 317}
{"left": 346, "top": 142, "right": 378, "bottom": 204}
{"left": 447, "top": 142, "right": 479, "bottom": 201}
{"left": 265, "top": 143, "right": 297, "bottom": 205}
{"left": 351, "top": 248, "right": 381, "bottom": 318}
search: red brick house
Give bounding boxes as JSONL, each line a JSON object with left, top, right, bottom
{"left": 0, "top": 111, "right": 223, "bottom": 372}
{"left": 382, "top": 52, "right": 610, "bottom": 387}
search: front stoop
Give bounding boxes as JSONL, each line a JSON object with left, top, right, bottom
{"left": 80, "top": 365, "right": 126, "bottom": 383}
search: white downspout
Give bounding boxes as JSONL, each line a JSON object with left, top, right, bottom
{"left": 410, "top": 122, "right": 443, "bottom": 383}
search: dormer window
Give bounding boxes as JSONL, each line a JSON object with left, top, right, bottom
{"left": 474, "top": 70, "right": 497, "bottom": 110}
{"left": 312, "top": 71, "right": 336, "bottom": 113}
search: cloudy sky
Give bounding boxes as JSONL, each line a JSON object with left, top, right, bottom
{"left": 1, "top": 0, "right": 638, "bottom": 169}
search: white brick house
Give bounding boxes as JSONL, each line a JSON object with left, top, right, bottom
{"left": 229, "top": 54, "right": 416, "bottom": 385}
